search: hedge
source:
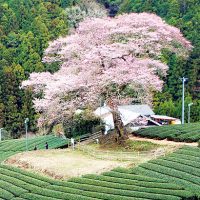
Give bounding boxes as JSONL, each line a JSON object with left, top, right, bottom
{"left": 47, "top": 185, "right": 153, "bottom": 200}
{"left": 55, "top": 180, "right": 182, "bottom": 200}
{"left": 102, "top": 171, "right": 168, "bottom": 183}
{"left": 134, "top": 123, "right": 200, "bottom": 142}
{"left": 150, "top": 159, "right": 200, "bottom": 178}
{"left": 68, "top": 177, "right": 192, "bottom": 199}
{"left": 82, "top": 174, "right": 183, "bottom": 190}
{"left": 0, "top": 188, "right": 14, "bottom": 200}
{"left": 132, "top": 165, "right": 200, "bottom": 195}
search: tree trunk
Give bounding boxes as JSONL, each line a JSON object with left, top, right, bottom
{"left": 106, "top": 98, "right": 128, "bottom": 142}
{"left": 111, "top": 110, "right": 125, "bottom": 137}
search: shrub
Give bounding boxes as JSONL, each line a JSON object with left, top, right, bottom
{"left": 135, "top": 123, "right": 200, "bottom": 142}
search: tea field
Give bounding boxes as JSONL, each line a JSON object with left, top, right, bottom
{"left": 0, "top": 146, "right": 199, "bottom": 200}
{"left": 0, "top": 135, "right": 68, "bottom": 162}
{"left": 134, "top": 123, "right": 200, "bottom": 142}
{"left": 131, "top": 146, "right": 200, "bottom": 198}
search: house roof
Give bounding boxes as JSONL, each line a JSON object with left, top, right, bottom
{"left": 150, "top": 115, "right": 177, "bottom": 121}
{"left": 94, "top": 106, "right": 140, "bottom": 134}
{"left": 118, "top": 104, "right": 154, "bottom": 116}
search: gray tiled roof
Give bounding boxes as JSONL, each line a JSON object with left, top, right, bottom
{"left": 119, "top": 104, "right": 154, "bottom": 116}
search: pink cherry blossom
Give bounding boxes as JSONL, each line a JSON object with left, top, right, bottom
{"left": 22, "top": 13, "right": 192, "bottom": 127}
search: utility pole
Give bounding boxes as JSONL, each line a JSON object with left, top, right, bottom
{"left": 188, "top": 103, "right": 193, "bottom": 124}
{"left": 180, "top": 77, "right": 188, "bottom": 124}
{"left": 24, "top": 118, "right": 29, "bottom": 151}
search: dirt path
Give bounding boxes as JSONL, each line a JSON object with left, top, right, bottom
{"left": 129, "top": 135, "right": 198, "bottom": 147}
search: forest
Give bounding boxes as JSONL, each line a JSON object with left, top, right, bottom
{"left": 0, "top": 0, "right": 199, "bottom": 138}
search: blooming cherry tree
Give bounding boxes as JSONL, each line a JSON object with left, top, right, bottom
{"left": 22, "top": 13, "right": 192, "bottom": 133}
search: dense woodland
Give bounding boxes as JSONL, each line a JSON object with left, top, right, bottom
{"left": 0, "top": 0, "right": 199, "bottom": 138}
{"left": 0, "top": 0, "right": 76, "bottom": 137}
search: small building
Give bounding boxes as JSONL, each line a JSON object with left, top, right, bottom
{"left": 94, "top": 104, "right": 155, "bottom": 134}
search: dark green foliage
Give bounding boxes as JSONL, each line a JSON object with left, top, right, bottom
{"left": 97, "top": 0, "right": 123, "bottom": 17}
{"left": 135, "top": 123, "right": 200, "bottom": 142}
{"left": 63, "top": 111, "right": 101, "bottom": 138}
{"left": 0, "top": 0, "right": 69, "bottom": 137}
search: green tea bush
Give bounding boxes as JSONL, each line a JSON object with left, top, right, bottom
{"left": 68, "top": 177, "right": 192, "bottom": 199}
{"left": 0, "top": 135, "right": 68, "bottom": 161}
{"left": 132, "top": 166, "right": 200, "bottom": 194}
{"left": 102, "top": 171, "right": 168, "bottom": 183}
{"left": 0, "top": 180, "right": 27, "bottom": 196}
{"left": 135, "top": 123, "right": 200, "bottom": 142}
{"left": 0, "top": 188, "right": 14, "bottom": 200}
{"left": 82, "top": 174, "right": 183, "bottom": 190}
{"left": 163, "top": 156, "right": 200, "bottom": 169}
{"left": 0, "top": 143, "right": 199, "bottom": 200}
{"left": 48, "top": 185, "right": 137, "bottom": 200}
{"left": 150, "top": 159, "right": 200, "bottom": 178}
{"left": 48, "top": 181, "right": 181, "bottom": 200}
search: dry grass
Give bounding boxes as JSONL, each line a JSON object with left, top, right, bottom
{"left": 5, "top": 149, "right": 132, "bottom": 180}
{"left": 95, "top": 139, "right": 160, "bottom": 152}
{"left": 5, "top": 139, "right": 179, "bottom": 180}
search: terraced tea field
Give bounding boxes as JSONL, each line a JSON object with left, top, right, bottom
{"left": 0, "top": 135, "right": 68, "bottom": 162}
{"left": 0, "top": 146, "right": 199, "bottom": 200}
{"left": 0, "top": 161, "right": 194, "bottom": 200}
{"left": 135, "top": 123, "right": 200, "bottom": 142}
{"left": 131, "top": 146, "right": 200, "bottom": 198}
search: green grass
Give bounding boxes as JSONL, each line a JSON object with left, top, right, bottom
{"left": 92, "top": 139, "right": 160, "bottom": 152}
{"left": 125, "top": 140, "right": 159, "bottom": 151}
{"left": 135, "top": 123, "right": 200, "bottom": 142}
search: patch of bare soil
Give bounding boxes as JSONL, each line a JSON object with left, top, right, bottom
{"left": 5, "top": 149, "right": 132, "bottom": 180}
{"left": 129, "top": 135, "right": 198, "bottom": 147}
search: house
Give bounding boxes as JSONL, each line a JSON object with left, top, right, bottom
{"left": 94, "top": 104, "right": 155, "bottom": 134}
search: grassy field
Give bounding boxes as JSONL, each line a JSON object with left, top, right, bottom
{"left": 134, "top": 123, "right": 200, "bottom": 142}
{"left": 5, "top": 149, "right": 132, "bottom": 179}
{"left": 96, "top": 139, "right": 160, "bottom": 152}
{"left": 5, "top": 139, "right": 169, "bottom": 179}
{"left": 0, "top": 146, "right": 199, "bottom": 200}
{"left": 0, "top": 135, "right": 68, "bottom": 162}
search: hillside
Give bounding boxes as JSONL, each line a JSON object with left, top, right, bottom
{"left": 0, "top": 0, "right": 199, "bottom": 137}
{"left": 0, "top": 146, "right": 199, "bottom": 199}
{"left": 0, "top": 0, "right": 106, "bottom": 138}
{"left": 98, "top": 0, "right": 200, "bottom": 122}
